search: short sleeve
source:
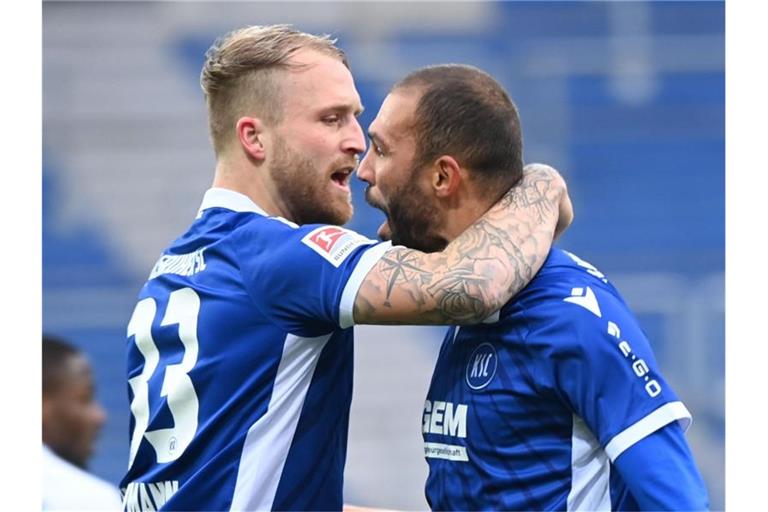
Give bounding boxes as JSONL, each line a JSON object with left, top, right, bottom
{"left": 612, "top": 421, "right": 709, "bottom": 510}
{"left": 235, "top": 220, "right": 390, "bottom": 336}
{"left": 524, "top": 281, "right": 692, "bottom": 462}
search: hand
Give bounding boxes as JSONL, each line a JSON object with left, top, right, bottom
{"left": 522, "top": 163, "right": 573, "bottom": 240}
{"left": 555, "top": 181, "right": 573, "bottom": 240}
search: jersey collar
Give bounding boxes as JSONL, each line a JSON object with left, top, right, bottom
{"left": 197, "top": 188, "right": 269, "bottom": 218}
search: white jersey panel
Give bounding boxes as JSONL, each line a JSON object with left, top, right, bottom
{"left": 231, "top": 333, "right": 332, "bottom": 511}
{"left": 566, "top": 415, "right": 611, "bottom": 511}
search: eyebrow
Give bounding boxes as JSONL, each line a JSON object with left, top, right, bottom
{"left": 323, "top": 103, "right": 365, "bottom": 117}
{"left": 368, "top": 130, "right": 390, "bottom": 150}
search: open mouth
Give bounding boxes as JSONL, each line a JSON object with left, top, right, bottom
{"left": 331, "top": 168, "right": 353, "bottom": 190}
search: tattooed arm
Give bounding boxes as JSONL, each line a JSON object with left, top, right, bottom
{"left": 353, "top": 163, "right": 569, "bottom": 325}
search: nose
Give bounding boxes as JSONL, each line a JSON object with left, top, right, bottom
{"left": 342, "top": 117, "right": 366, "bottom": 156}
{"left": 92, "top": 401, "right": 107, "bottom": 429}
{"left": 357, "top": 148, "right": 374, "bottom": 185}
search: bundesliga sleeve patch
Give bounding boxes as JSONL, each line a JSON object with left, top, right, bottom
{"left": 301, "top": 226, "right": 374, "bottom": 267}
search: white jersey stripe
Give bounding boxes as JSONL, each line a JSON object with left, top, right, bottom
{"left": 230, "top": 333, "right": 331, "bottom": 511}
{"left": 338, "top": 242, "right": 393, "bottom": 328}
{"left": 605, "top": 401, "right": 692, "bottom": 461}
{"left": 566, "top": 415, "right": 611, "bottom": 511}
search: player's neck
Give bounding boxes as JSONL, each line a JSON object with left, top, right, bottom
{"left": 436, "top": 195, "right": 493, "bottom": 244}
{"left": 211, "top": 159, "right": 292, "bottom": 220}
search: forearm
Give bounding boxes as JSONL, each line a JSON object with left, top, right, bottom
{"left": 353, "top": 163, "right": 564, "bottom": 325}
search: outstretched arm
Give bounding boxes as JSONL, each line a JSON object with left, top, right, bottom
{"left": 353, "top": 163, "right": 569, "bottom": 325}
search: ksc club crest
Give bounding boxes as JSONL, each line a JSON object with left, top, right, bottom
{"left": 465, "top": 342, "right": 497, "bottom": 390}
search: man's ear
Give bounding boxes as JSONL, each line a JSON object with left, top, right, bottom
{"left": 431, "top": 155, "right": 463, "bottom": 198}
{"left": 236, "top": 117, "right": 267, "bottom": 161}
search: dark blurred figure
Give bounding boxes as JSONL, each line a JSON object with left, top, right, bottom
{"left": 42, "top": 334, "right": 122, "bottom": 510}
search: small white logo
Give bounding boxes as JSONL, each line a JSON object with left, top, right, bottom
{"left": 301, "top": 226, "right": 373, "bottom": 267}
{"left": 564, "top": 286, "right": 602, "bottom": 317}
{"left": 465, "top": 343, "right": 497, "bottom": 390}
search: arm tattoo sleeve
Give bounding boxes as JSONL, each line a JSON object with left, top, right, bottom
{"left": 354, "top": 163, "right": 564, "bottom": 325}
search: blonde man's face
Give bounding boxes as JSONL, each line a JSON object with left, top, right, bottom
{"left": 265, "top": 49, "right": 366, "bottom": 226}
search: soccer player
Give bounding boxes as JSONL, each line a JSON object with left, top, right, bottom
{"left": 120, "top": 26, "right": 571, "bottom": 511}
{"left": 43, "top": 335, "right": 122, "bottom": 510}
{"left": 357, "top": 64, "right": 709, "bottom": 510}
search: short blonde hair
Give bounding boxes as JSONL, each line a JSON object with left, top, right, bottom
{"left": 200, "top": 24, "right": 348, "bottom": 155}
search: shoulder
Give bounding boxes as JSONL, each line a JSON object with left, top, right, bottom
{"left": 229, "top": 212, "right": 302, "bottom": 241}
{"left": 235, "top": 218, "right": 376, "bottom": 260}
{"left": 232, "top": 220, "right": 389, "bottom": 329}
{"left": 510, "top": 249, "right": 638, "bottom": 349}
{"left": 515, "top": 248, "right": 622, "bottom": 313}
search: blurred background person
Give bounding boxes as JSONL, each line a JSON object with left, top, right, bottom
{"left": 42, "top": 334, "right": 122, "bottom": 510}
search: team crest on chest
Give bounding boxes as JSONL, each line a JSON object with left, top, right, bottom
{"left": 466, "top": 342, "right": 498, "bottom": 390}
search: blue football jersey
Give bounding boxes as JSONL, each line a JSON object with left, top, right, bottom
{"left": 423, "top": 248, "right": 693, "bottom": 511}
{"left": 120, "top": 188, "right": 391, "bottom": 511}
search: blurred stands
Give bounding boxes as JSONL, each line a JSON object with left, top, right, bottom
{"left": 43, "top": 1, "right": 724, "bottom": 508}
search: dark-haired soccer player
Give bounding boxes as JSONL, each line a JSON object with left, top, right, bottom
{"left": 358, "top": 64, "right": 709, "bottom": 510}
{"left": 120, "top": 25, "right": 571, "bottom": 511}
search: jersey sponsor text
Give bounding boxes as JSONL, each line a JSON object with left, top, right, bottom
{"left": 424, "top": 442, "right": 469, "bottom": 462}
{"left": 423, "top": 400, "right": 467, "bottom": 438}
{"left": 122, "top": 480, "right": 179, "bottom": 511}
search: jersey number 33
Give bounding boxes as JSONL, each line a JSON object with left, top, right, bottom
{"left": 126, "top": 287, "right": 201, "bottom": 468}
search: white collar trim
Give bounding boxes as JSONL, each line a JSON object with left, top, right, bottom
{"left": 197, "top": 188, "right": 269, "bottom": 218}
